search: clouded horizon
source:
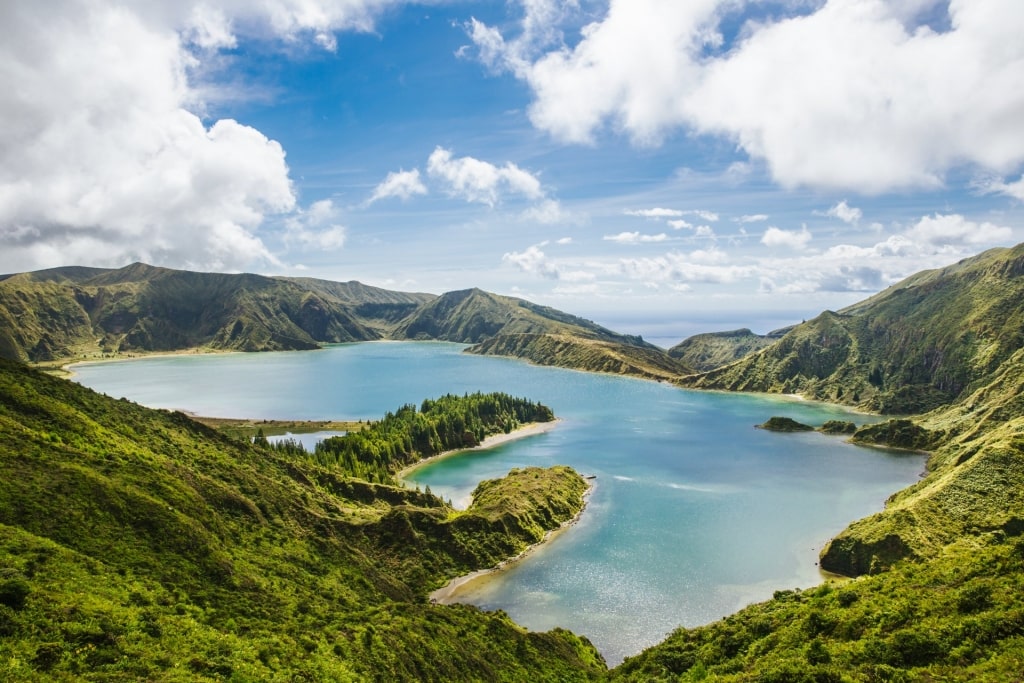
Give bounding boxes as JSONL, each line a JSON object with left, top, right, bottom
{"left": 2, "top": 0, "right": 1022, "bottom": 342}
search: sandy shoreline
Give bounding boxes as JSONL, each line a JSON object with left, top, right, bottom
{"left": 57, "top": 347, "right": 237, "bottom": 379}
{"left": 429, "top": 477, "right": 594, "bottom": 604}
{"left": 397, "top": 419, "right": 562, "bottom": 482}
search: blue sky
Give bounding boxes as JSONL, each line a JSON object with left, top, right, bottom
{"left": 2, "top": 1, "right": 1023, "bottom": 344}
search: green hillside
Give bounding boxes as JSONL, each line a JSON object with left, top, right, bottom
{"left": 391, "top": 288, "right": 688, "bottom": 377}
{"left": 391, "top": 288, "right": 652, "bottom": 347}
{"left": 468, "top": 332, "right": 692, "bottom": 380}
{"left": 681, "top": 245, "right": 1024, "bottom": 415}
{"left": 0, "top": 264, "right": 381, "bottom": 360}
{"left": 5, "top": 244, "right": 1024, "bottom": 680}
{"left": 0, "top": 359, "right": 602, "bottom": 680}
{"left": 0, "top": 264, "right": 683, "bottom": 382}
{"left": 668, "top": 327, "right": 788, "bottom": 373}
{"left": 611, "top": 244, "right": 1024, "bottom": 681}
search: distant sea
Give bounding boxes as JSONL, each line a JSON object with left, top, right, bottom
{"left": 73, "top": 342, "right": 924, "bottom": 664}
{"left": 584, "top": 310, "right": 819, "bottom": 349}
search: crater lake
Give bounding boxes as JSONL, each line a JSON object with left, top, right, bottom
{"left": 71, "top": 341, "right": 925, "bottom": 664}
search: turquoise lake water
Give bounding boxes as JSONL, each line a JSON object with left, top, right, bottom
{"left": 71, "top": 342, "right": 925, "bottom": 664}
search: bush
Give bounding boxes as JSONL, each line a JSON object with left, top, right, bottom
{"left": 0, "top": 577, "right": 30, "bottom": 610}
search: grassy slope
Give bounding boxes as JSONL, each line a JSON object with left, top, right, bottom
{"left": 681, "top": 245, "right": 1024, "bottom": 415}
{"left": 0, "top": 264, "right": 382, "bottom": 361}
{"left": 0, "top": 265, "right": 682, "bottom": 383}
{"left": 0, "top": 359, "right": 603, "bottom": 681}
{"left": 392, "top": 288, "right": 651, "bottom": 346}
{"left": 468, "top": 332, "right": 692, "bottom": 380}
{"left": 668, "top": 328, "right": 786, "bottom": 373}
{"left": 394, "top": 288, "right": 689, "bottom": 378}
{"left": 6, "top": 245, "right": 1024, "bottom": 681}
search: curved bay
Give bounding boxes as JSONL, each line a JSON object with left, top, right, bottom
{"left": 72, "top": 342, "right": 924, "bottom": 665}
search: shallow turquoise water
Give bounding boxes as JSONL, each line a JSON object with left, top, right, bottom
{"left": 72, "top": 342, "right": 924, "bottom": 664}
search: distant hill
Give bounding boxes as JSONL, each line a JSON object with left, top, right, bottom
{"left": 0, "top": 264, "right": 384, "bottom": 359}
{"left": 0, "top": 263, "right": 683, "bottom": 380}
{"left": 389, "top": 288, "right": 690, "bottom": 377}
{"left": 469, "top": 332, "right": 691, "bottom": 380}
{"left": 680, "top": 245, "right": 1024, "bottom": 414}
{"left": 392, "top": 287, "right": 650, "bottom": 345}
{"left": 667, "top": 327, "right": 788, "bottom": 373}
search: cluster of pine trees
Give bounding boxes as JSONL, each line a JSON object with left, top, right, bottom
{"left": 267, "top": 392, "right": 554, "bottom": 483}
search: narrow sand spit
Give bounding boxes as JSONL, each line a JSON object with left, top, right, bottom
{"left": 429, "top": 478, "right": 594, "bottom": 605}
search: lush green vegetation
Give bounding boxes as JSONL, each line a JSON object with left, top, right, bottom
{"left": 298, "top": 392, "right": 554, "bottom": 483}
{"left": 681, "top": 244, "right": 1024, "bottom": 415}
{"left": 394, "top": 288, "right": 648, "bottom": 346}
{"left": 758, "top": 416, "right": 815, "bottom": 432}
{"left": 668, "top": 328, "right": 787, "bottom": 373}
{"left": 0, "top": 359, "right": 601, "bottom": 681}
{"left": 820, "top": 420, "right": 858, "bottom": 435}
{"left": 611, "top": 533, "right": 1024, "bottom": 682}
{"left": 0, "top": 263, "right": 681, "bottom": 382}
{"left": 468, "top": 332, "right": 692, "bottom": 380}
{"left": 4, "top": 243, "right": 1024, "bottom": 680}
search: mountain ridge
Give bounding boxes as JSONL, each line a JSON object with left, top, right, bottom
{"left": 0, "top": 262, "right": 687, "bottom": 378}
{"left": 679, "top": 244, "right": 1024, "bottom": 414}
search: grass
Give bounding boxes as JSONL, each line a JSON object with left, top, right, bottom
{"left": 0, "top": 358, "right": 603, "bottom": 681}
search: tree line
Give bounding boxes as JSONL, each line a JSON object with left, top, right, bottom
{"left": 262, "top": 392, "right": 554, "bottom": 483}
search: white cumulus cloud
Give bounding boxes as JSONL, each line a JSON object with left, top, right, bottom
{"left": 0, "top": 0, "right": 412, "bottom": 274}
{"left": 503, "top": 244, "right": 560, "bottom": 279}
{"left": 761, "top": 226, "right": 812, "bottom": 250}
{"left": 367, "top": 169, "right": 428, "bottom": 204}
{"left": 284, "top": 199, "right": 346, "bottom": 251}
{"left": 427, "top": 147, "right": 545, "bottom": 206}
{"left": 604, "top": 231, "right": 669, "bottom": 244}
{"left": 905, "top": 213, "right": 1013, "bottom": 246}
{"left": 690, "top": 210, "right": 720, "bottom": 223}
{"left": 521, "top": 198, "right": 567, "bottom": 224}
{"left": 473, "top": 0, "right": 1024, "bottom": 193}
{"left": 503, "top": 242, "right": 593, "bottom": 282}
{"left": 618, "top": 250, "right": 752, "bottom": 286}
{"left": 976, "top": 174, "right": 1024, "bottom": 201}
{"left": 825, "top": 200, "right": 863, "bottom": 225}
